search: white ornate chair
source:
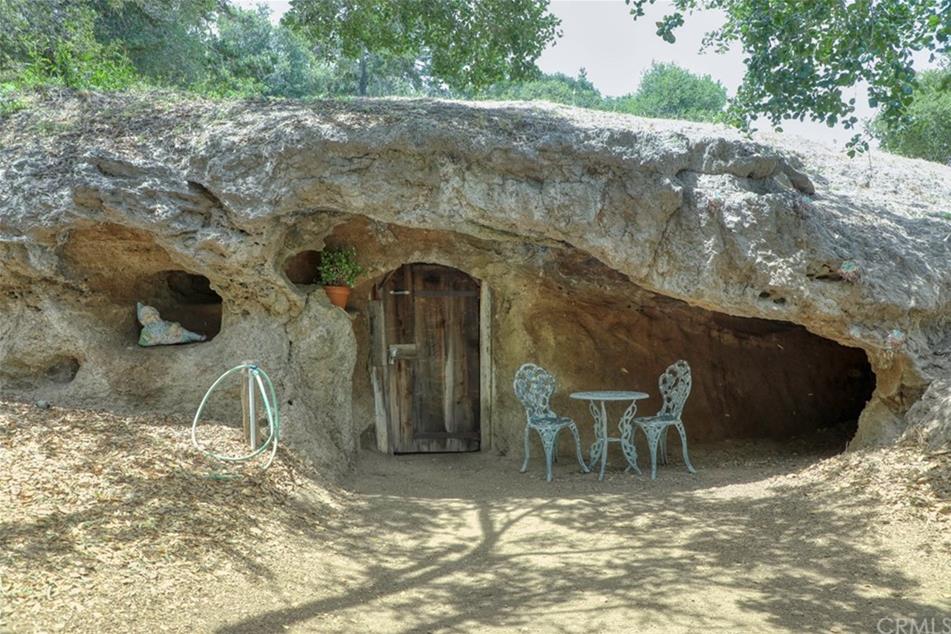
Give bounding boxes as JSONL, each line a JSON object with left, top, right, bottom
{"left": 620, "top": 360, "right": 696, "bottom": 479}
{"left": 513, "top": 363, "right": 589, "bottom": 482}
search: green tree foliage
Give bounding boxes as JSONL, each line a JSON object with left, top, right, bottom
{"left": 475, "top": 64, "right": 725, "bottom": 123}
{"left": 1, "top": 0, "right": 75, "bottom": 72}
{"left": 2, "top": 0, "right": 561, "bottom": 99}
{"left": 203, "top": 5, "right": 426, "bottom": 98}
{"left": 91, "top": 0, "right": 221, "bottom": 87}
{"left": 323, "top": 52, "right": 433, "bottom": 97}
{"left": 478, "top": 69, "right": 604, "bottom": 108}
{"left": 284, "top": 0, "right": 561, "bottom": 94}
{"left": 0, "top": 1, "right": 329, "bottom": 97}
{"left": 0, "top": 0, "right": 140, "bottom": 90}
{"left": 873, "top": 62, "right": 951, "bottom": 165}
{"left": 202, "top": 5, "right": 332, "bottom": 98}
{"left": 612, "top": 62, "right": 726, "bottom": 121}
{"left": 626, "top": 0, "right": 951, "bottom": 151}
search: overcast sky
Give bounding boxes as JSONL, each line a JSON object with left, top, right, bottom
{"left": 236, "top": 0, "right": 937, "bottom": 147}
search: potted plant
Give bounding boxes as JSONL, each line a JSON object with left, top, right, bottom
{"left": 318, "top": 245, "right": 364, "bottom": 309}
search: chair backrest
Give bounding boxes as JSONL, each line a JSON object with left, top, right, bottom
{"left": 513, "top": 363, "right": 558, "bottom": 425}
{"left": 658, "top": 360, "right": 692, "bottom": 419}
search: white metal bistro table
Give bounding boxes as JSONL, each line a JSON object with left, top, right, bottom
{"left": 570, "top": 391, "right": 649, "bottom": 481}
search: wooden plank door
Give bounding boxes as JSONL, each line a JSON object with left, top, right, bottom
{"left": 377, "top": 264, "right": 480, "bottom": 453}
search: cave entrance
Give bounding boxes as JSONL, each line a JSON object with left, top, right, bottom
{"left": 297, "top": 215, "right": 874, "bottom": 467}
{"left": 368, "top": 263, "right": 489, "bottom": 454}
{"left": 523, "top": 275, "right": 877, "bottom": 460}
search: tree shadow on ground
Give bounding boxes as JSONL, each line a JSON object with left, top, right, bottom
{"left": 5, "top": 402, "right": 945, "bottom": 632}
{"left": 218, "top": 448, "right": 947, "bottom": 633}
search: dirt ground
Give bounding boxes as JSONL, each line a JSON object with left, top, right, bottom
{"left": 2, "top": 401, "right": 949, "bottom": 633}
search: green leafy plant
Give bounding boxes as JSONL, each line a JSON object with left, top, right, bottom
{"left": 19, "top": 39, "right": 140, "bottom": 91}
{"left": 318, "top": 246, "right": 364, "bottom": 287}
{"left": 0, "top": 84, "right": 26, "bottom": 117}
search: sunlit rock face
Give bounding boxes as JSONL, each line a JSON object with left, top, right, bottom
{"left": 1, "top": 92, "right": 948, "bottom": 473}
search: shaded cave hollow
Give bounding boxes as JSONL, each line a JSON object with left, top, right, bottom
{"left": 313, "top": 216, "right": 877, "bottom": 456}
{"left": 147, "top": 270, "right": 223, "bottom": 340}
{"left": 59, "top": 224, "right": 223, "bottom": 343}
{"left": 282, "top": 249, "right": 321, "bottom": 287}
{"left": 0, "top": 354, "right": 83, "bottom": 392}
{"left": 44, "top": 356, "right": 81, "bottom": 384}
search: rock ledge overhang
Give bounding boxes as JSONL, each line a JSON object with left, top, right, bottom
{"left": 1, "top": 91, "right": 948, "bottom": 464}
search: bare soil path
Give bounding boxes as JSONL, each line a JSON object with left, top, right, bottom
{"left": 2, "top": 402, "right": 949, "bottom": 633}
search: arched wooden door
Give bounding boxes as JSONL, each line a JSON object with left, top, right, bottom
{"left": 370, "top": 263, "right": 481, "bottom": 453}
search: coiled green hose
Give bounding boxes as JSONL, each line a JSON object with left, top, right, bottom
{"left": 191, "top": 363, "right": 280, "bottom": 469}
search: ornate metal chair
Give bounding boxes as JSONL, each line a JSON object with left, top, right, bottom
{"left": 513, "top": 363, "right": 589, "bottom": 482}
{"left": 619, "top": 360, "right": 697, "bottom": 479}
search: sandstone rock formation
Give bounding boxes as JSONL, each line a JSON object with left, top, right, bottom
{"left": 1, "top": 91, "right": 948, "bottom": 474}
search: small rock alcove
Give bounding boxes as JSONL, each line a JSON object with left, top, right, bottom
{"left": 142, "top": 271, "right": 223, "bottom": 341}
{"left": 282, "top": 250, "right": 321, "bottom": 289}
{"left": 44, "top": 356, "right": 81, "bottom": 384}
{"left": 58, "top": 224, "right": 223, "bottom": 343}
{"left": 0, "top": 354, "right": 82, "bottom": 392}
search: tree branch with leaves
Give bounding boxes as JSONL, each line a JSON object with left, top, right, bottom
{"left": 284, "top": 0, "right": 561, "bottom": 94}
{"left": 627, "top": 0, "right": 951, "bottom": 154}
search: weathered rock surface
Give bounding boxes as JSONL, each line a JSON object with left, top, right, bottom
{"left": 1, "top": 91, "right": 948, "bottom": 473}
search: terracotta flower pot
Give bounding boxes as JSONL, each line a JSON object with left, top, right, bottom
{"left": 323, "top": 285, "right": 351, "bottom": 309}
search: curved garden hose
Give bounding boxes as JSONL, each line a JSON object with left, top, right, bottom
{"left": 192, "top": 363, "right": 280, "bottom": 469}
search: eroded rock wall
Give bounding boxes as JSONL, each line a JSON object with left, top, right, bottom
{"left": 1, "top": 92, "right": 948, "bottom": 474}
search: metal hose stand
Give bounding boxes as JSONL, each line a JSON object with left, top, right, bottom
{"left": 192, "top": 362, "right": 280, "bottom": 469}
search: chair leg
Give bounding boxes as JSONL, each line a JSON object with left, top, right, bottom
{"left": 675, "top": 421, "right": 696, "bottom": 474}
{"left": 644, "top": 425, "right": 663, "bottom": 480}
{"left": 552, "top": 429, "right": 559, "bottom": 463}
{"left": 539, "top": 428, "right": 557, "bottom": 482}
{"left": 520, "top": 424, "right": 531, "bottom": 473}
{"left": 659, "top": 427, "right": 669, "bottom": 465}
{"left": 568, "top": 423, "right": 590, "bottom": 473}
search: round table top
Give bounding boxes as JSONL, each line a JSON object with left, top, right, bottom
{"left": 570, "top": 390, "right": 649, "bottom": 401}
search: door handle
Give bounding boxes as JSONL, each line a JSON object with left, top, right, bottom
{"left": 389, "top": 290, "right": 410, "bottom": 295}
{"left": 388, "top": 344, "right": 417, "bottom": 364}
